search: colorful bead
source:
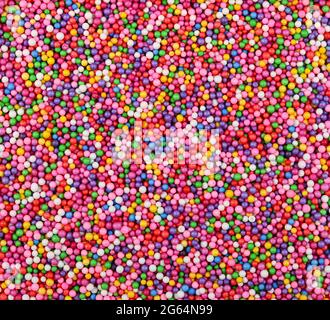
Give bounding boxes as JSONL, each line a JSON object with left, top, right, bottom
{"left": 0, "top": 0, "right": 329, "bottom": 300}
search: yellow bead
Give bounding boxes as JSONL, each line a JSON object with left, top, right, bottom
{"left": 46, "top": 279, "right": 54, "bottom": 286}
{"left": 85, "top": 233, "right": 93, "bottom": 241}
{"left": 119, "top": 12, "right": 127, "bottom": 19}
{"left": 16, "top": 147, "right": 24, "bottom": 156}
{"left": 140, "top": 220, "right": 148, "bottom": 228}
{"left": 47, "top": 57, "right": 55, "bottom": 65}
{"left": 260, "top": 189, "right": 267, "bottom": 197}
{"left": 169, "top": 280, "right": 175, "bottom": 286}
{"left": 43, "top": 131, "right": 51, "bottom": 139}
{"left": 16, "top": 26, "right": 24, "bottom": 34}
{"left": 22, "top": 73, "right": 29, "bottom": 80}
{"left": 140, "top": 91, "right": 147, "bottom": 98}
{"left": 202, "top": 93, "right": 209, "bottom": 100}
{"left": 225, "top": 190, "right": 234, "bottom": 198}
{"left": 264, "top": 134, "right": 271, "bottom": 143}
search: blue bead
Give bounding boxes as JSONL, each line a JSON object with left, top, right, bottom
{"left": 285, "top": 172, "right": 292, "bottom": 178}
{"left": 8, "top": 82, "right": 15, "bottom": 90}
{"left": 66, "top": 212, "right": 73, "bottom": 219}
{"left": 150, "top": 290, "right": 157, "bottom": 296}
{"left": 188, "top": 288, "right": 196, "bottom": 295}
{"left": 251, "top": 12, "right": 257, "bottom": 18}
{"left": 243, "top": 263, "right": 251, "bottom": 271}
{"left": 182, "top": 284, "right": 189, "bottom": 292}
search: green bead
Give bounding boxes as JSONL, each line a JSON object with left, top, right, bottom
{"left": 207, "top": 226, "right": 214, "bottom": 233}
{"left": 273, "top": 91, "right": 280, "bottom": 98}
{"left": 51, "top": 235, "right": 60, "bottom": 243}
{"left": 267, "top": 105, "right": 275, "bottom": 114}
{"left": 301, "top": 30, "right": 309, "bottom": 38}
{"left": 300, "top": 95, "right": 308, "bottom": 103}
{"left": 276, "top": 155, "right": 285, "bottom": 163}
{"left": 194, "top": 181, "right": 202, "bottom": 188}
{"left": 285, "top": 144, "right": 294, "bottom": 151}
{"left": 249, "top": 19, "right": 257, "bottom": 27}
{"left": 322, "top": 5, "right": 329, "bottom": 13}
{"left": 16, "top": 229, "right": 24, "bottom": 237}
{"left": 171, "top": 93, "right": 180, "bottom": 102}
{"left": 233, "top": 173, "right": 241, "bottom": 181}
{"left": 190, "top": 221, "right": 197, "bottom": 228}
{"left": 122, "top": 160, "right": 130, "bottom": 169}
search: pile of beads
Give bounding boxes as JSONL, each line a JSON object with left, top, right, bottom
{"left": 0, "top": 0, "right": 329, "bottom": 300}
